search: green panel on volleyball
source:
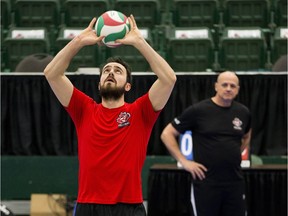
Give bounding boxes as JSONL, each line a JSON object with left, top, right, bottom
{"left": 105, "top": 28, "right": 127, "bottom": 43}
{"left": 95, "top": 10, "right": 130, "bottom": 48}
{"left": 96, "top": 17, "right": 105, "bottom": 36}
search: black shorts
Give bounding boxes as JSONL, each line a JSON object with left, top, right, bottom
{"left": 73, "top": 203, "right": 147, "bottom": 216}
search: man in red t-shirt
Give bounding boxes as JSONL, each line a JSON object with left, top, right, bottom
{"left": 44, "top": 15, "right": 176, "bottom": 216}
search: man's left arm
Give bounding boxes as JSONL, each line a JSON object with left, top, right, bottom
{"left": 117, "top": 15, "right": 176, "bottom": 111}
{"left": 135, "top": 37, "right": 176, "bottom": 111}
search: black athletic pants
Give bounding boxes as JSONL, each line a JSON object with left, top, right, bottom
{"left": 191, "top": 180, "right": 246, "bottom": 216}
{"left": 73, "top": 203, "right": 146, "bottom": 216}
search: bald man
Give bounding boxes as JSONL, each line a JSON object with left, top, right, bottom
{"left": 161, "top": 71, "right": 252, "bottom": 216}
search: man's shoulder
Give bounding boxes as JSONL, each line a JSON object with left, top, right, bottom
{"left": 194, "top": 98, "right": 212, "bottom": 107}
{"left": 233, "top": 100, "right": 249, "bottom": 109}
{"left": 233, "top": 101, "right": 250, "bottom": 113}
{"left": 133, "top": 93, "right": 149, "bottom": 105}
{"left": 183, "top": 98, "right": 211, "bottom": 114}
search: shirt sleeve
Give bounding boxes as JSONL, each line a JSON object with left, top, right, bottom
{"left": 171, "top": 105, "right": 196, "bottom": 134}
{"left": 136, "top": 93, "right": 161, "bottom": 126}
{"left": 65, "top": 87, "right": 95, "bottom": 126}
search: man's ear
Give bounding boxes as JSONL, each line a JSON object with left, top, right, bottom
{"left": 125, "top": 83, "right": 131, "bottom": 92}
{"left": 214, "top": 82, "right": 218, "bottom": 92}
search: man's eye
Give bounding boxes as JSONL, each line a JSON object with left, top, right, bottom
{"left": 221, "top": 83, "right": 237, "bottom": 88}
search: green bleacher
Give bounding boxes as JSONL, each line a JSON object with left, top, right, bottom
{"left": 3, "top": 27, "right": 50, "bottom": 72}
{"left": 64, "top": 0, "right": 109, "bottom": 27}
{"left": 1, "top": 0, "right": 287, "bottom": 72}
{"left": 218, "top": 27, "right": 268, "bottom": 71}
{"left": 55, "top": 27, "right": 101, "bottom": 71}
{"left": 167, "top": 27, "right": 215, "bottom": 71}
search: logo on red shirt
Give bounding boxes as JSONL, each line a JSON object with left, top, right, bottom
{"left": 117, "top": 112, "right": 131, "bottom": 128}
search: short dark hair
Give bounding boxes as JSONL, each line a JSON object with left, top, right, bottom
{"left": 100, "top": 56, "right": 132, "bottom": 84}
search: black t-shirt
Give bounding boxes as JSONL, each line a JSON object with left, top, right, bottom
{"left": 172, "top": 98, "right": 251, "bottom": 183}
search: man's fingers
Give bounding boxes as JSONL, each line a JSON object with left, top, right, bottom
{"left": 191, "top": 165, "right": 206, "bottom": 180}
{"left": 191, "top": 171, "right": 196, "bottom": 180}
{"left": 89, "top": 17, "right": 97, "bottom": 29}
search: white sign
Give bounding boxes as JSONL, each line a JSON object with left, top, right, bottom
{"left": 63, "top": 29, "right": 82, "bottom": 39}
{"left": 227, "top": 29, "right": 261, "bottom": 38}
{"left": 175, "top": 29, "right": 208, "bottom": 39}
{"left": 12, "top": 29, "right": 45, "bottom": 39}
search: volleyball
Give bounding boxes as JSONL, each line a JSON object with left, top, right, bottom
{"left": 95, "top": 10, "right": 130, "bottom": 48}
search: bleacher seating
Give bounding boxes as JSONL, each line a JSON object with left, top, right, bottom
{"left": 274, "top": 0, "right": 287, "bottom": 27}
{"left": 107, "top": 28, "right": 153, "bottom": 71}
{"left": 1, "top": 0, "right": 11, "bottom": 31}
{"left": 114, "top": 0, "right": 160, "bottom": 29}
{"left": 0, "top": 0, "right": 11, "bottom": 71}
{"left": 14, "top": 0, "right": 60, "bottom": 28}
{"left": 172, "top": 0, "right": 219, "bottom": 29}
{"left": 55, "top": 27, "right": 101, "bottom": 72}
{"left": 3, "top": 27, "right": 50, "bottom": 72}
{"left": 14, "top": 0, "right": 61, "bottom": 53}
{"left": 167, "top": 27, "right": 215, "bottom": 72}
{"left": 0, "top": 0, "right": 286, "bottom": 72}
{"left": 64, "top": 0, "right": 110, "bottom": 27}
{"left": 271, "top": 27, "right": 288, "bottom": 64}
{"left": 157, "top": 0, "right": 174, "bottom": 25}
{"left": 222, "top": 0, "right": 270, "bottom": 28}
{"left": 218, "top": 27, "right": 268, "bottom": 71}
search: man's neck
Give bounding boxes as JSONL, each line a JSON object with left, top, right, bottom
{"left": 211, "top": 96, "right": 232, "bottom": 107}
{"left": 102, "top": 98, "right": 125, "bottom": 109}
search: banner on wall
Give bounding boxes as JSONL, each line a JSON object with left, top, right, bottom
{"left": 177, "top": 131, "right": 193, "bottom": 167}
{"left": 178, "top": 131, "right": 251, "bottom": 168}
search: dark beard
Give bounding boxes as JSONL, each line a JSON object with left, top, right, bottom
{"left": 99, "top": 84, "right": 126, "bottom": 101}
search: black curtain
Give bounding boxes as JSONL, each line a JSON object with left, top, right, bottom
{"left": 1, "top": 74, "right": 287, "bottom": 156}
{"left": 147, "top": 165, "right": 287, "bottom": 216}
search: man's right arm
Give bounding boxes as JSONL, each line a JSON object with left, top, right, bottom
{"left": 161, "top": 123, "right": 186, "bottom": 165}
{"left": 43, "top": 39, "right": 78, "bottom": 107}
{"left": 161, "top": 123, "right": 207, "bottom": 180}
{"left": 44, "top": 18, "right": 103, "bottom": 107}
